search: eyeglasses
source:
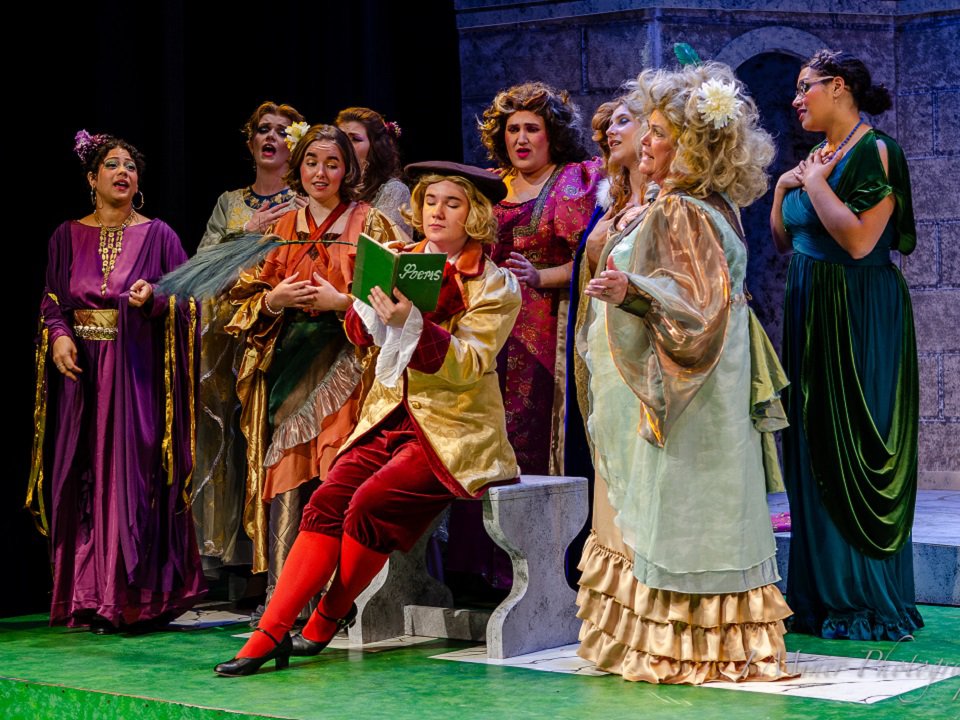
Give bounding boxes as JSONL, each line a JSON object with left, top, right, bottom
{"left": 795, "top": 77, "right": 835, "bottom": 98}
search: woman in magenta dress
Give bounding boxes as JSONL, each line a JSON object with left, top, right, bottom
{"left": 442, "top": 83, "right": 599, "bottom": 591}
{"left": 478, "top": 81, "right": 601, "bottom": 476}
{"left": 27, "top": 132, "right": 204, "bottom": 633}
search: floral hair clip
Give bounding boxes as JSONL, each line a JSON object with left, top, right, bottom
{"left": 284, "top": 121, "right": 310, "bottom": 150}
{"left": 696, "top": 78, "right": 742, "bottom": 130}
{"left": 74, "top": 129, "right": 110, "bottom": 164}
{"left": 384, "top": 120, "right": 402, "bottom": 139}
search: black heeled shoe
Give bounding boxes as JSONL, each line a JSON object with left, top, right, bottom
{"left": 290, "top": 603, "right": 358, "bottom": 657}
{"left": 214, "top": 628, "right": 292, "bottom": 677}
{"left": 89, "top": 616, "right": 118, "bottom": 635}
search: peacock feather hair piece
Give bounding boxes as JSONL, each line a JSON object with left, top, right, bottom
{"left": 674, "top": 42, "right": 702, "bottom": 67}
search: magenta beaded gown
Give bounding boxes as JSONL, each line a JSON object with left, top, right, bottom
{"left": 34, "top": 219, "right": 205, "bottom": 629}
{"left": 491, "top": 161, "right": 600, "bottom": 476}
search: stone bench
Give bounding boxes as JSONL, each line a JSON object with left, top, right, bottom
{"left": 346, "top": 475, "right": 588, "bottom": 659}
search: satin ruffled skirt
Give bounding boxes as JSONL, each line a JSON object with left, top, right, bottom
{"left": 576, "top": 531, "right": 794, "bottom": 684}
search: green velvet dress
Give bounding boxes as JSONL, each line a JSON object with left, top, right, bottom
{"left": 781, "top": 129, "right": 922, "bottom": 640}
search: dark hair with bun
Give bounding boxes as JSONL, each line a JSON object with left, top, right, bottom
{"left": 335, "top": 106, "right": 403, "bottom": 203}
{"left": 805, "top": 49, "right": 892, "bottom": 115}
{"left": 89, "top": 137, "right": 145, "bottom": 175}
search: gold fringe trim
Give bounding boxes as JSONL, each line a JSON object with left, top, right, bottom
{"left": 162, "top": 295, "right": 177, "bottom": 486}
{"left": 576, "top": 532, "right": 796, "bottom": 684}
{"left": 25, "top": 314, "right": 51, "bottom": 537}
{"left": 183, "top": 298, "right": 198, "bottom": 503}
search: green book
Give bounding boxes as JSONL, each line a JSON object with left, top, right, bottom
{"left": 352, "top": 233, "right": 447, "bottom": 312}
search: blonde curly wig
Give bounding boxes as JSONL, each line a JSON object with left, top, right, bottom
{"left": 628, "top": 62, "right": 774, "bottom": 208}
{"left": 403, "top": 174, "right": 498, "bottom": 245}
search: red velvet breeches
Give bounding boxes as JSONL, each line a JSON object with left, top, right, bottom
{"left": 300, "top": 409, "right": 457, "bottom": 553}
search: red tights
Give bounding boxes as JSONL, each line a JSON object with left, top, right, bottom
{"left": 238, "top": 531, "right": 387, "bottom": 658}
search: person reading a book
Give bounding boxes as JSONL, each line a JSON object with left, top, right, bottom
{"left": 223, "top": 124, "right": 404, "bottom": 604}
{"left": 215, "top": 160, "right": 521, "bottom": 676}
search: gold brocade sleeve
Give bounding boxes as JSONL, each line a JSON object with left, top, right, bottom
{"left": 362, "top": 207, "right": 405, "bottom": 247}
{"left": 430, "top": 268, "right": 521, "bottom": 388}
{"left": 225, "top": 264, "right": 284, "bottom": 574}
{"left": 225, "top": 266, "right": 283, "bottom": 342}
{"left": 606, "top": 194, "right": 731, "bottom": 447}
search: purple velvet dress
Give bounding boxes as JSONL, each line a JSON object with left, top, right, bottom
{"left": 36, "top": 219, "right": 205, "bottom": 628}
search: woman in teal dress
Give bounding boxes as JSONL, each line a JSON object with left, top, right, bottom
{"left": 771, "top": 50, "right": 921, "bottom": 640}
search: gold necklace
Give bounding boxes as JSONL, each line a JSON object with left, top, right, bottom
{"left": 95, "top": 210, "right": 135, "bottom": 296}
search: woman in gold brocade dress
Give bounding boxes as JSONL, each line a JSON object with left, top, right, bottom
{"left": 575, "top": 63, "right": 795, "bottom": 684}
{"left": 225, "top": 124, "right": 402, "bottom": 600}
{"left": 193, "top": 101, "right": 306, "bottom": 568}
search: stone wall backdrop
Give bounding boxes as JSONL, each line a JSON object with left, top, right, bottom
{"left": 455, "top": 0, "right": 960, "bottom": 486}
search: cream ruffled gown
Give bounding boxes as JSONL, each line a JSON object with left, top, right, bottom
{"left": 575, "top": 192, "right": 795, "bottom": 684}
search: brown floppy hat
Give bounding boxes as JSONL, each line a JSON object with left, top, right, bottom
{"left": 404, "top": 161, "right": 507, "bottom": 204}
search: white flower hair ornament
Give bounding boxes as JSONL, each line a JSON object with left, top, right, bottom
{"left": 696, "top": 78, "right": 743, "bottom": 130}
{"left": 284, "top": 121, "right": 310, "bottom": 150}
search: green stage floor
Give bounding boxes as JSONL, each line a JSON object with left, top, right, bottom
{"left": 1, "top": 606, "right": 958, "bottom": 720}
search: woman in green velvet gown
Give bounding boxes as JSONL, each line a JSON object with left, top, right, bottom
{"left": 771, "top": 50, "right": 921, "bottom": 640}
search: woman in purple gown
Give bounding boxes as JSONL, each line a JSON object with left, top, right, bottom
{"left": 26, "top": 132, "right": 205, "bottom": 633}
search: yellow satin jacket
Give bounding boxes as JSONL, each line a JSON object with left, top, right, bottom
{"left": 342, "top": 245, "right": 522, "bottom": 495}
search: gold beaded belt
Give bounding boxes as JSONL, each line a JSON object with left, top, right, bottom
{"left": 73, "top": 309, "right": 119, "bottom": 340}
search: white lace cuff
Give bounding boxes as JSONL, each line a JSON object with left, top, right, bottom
{"left": 375, "top": 306, "right": 424, "bottom": 388}
{"left": 353, "top": 298, "right": 387, "bottom": 347}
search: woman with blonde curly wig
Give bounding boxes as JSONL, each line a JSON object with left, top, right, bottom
{"left": 565, "top": 94, "right": 657, "bottom": 571}
{"left": 574, "top": 62, "right": 795, "bottom": 684}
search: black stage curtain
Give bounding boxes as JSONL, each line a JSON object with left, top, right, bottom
{"left": 7, "top": 0, "right": 461, "bottom": 617}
